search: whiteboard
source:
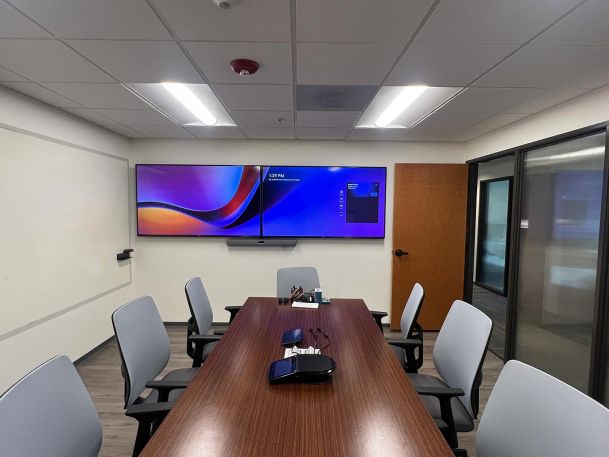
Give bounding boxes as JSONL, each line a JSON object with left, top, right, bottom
{"left": 0, "top": 127, "right": 130, "bottom": 337}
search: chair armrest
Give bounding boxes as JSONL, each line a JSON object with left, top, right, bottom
{"left": 225, "top": 305, "right": 242, "bottom": 323}
{"left": 369, "top": 310, "right": 388, "bottom": 332}
{"left": 386, "top": 338, "right": 423, "bottom": 350}
{"left": 416, "top": 386, "right": 465, "bottom": 398}
{"left": 125, "top": 401, "right": 175, "bottom": 420}
{"left": 453, "top": 450, "right": 468, "bottom": 457}
{"left": 188, "top": 334, "right": 221, "bottom": 368}
{"left": 145, "top": 380, "right": 189, "bottom": 402}
{"left": 188, "top": 334, "right": 221, "bottom": 344}
{"left": 416, "top": 386, "right": 464, "bottom": 448}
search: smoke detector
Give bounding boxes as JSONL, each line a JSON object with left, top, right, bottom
{"left": 211, "top": 0, "right": 241, "bottom": 9}
{"left": 230, "top": 58, "right": 259, "bottom": 76}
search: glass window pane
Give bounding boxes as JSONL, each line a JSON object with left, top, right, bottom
{"left": 515, "top": 131, "right": 605, "bottom": 393}
{"left": 477, "top": 179, "right": 511, "bottom": 293}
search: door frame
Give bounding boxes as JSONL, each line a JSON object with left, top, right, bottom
{"left": 464, "top": 121, "right": 609, "bottom": 402}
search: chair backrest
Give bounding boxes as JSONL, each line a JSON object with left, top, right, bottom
{"left": 400, "top": 282, "right": 424, "bottom": 340}
{"left": 185, "top": 277, "right": 214, "bottom": 335}
{"left": 112, "top": 295, "right": 171, "bottom": 407}
{"left": 477, "top": 360, "right": 609, "bottom": 457}
{"left": 0, "top": 355, "right": 102, "bottom": 457}
{"left": 433, "top": 300, "right": 492, "bottom": 418}
{"left": 277, "top": 267, "right": 321, "bottom": 297}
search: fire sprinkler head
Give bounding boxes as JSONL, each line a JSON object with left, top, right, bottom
{"left": 230, "top": 58, "right": 259, "bottom": 76}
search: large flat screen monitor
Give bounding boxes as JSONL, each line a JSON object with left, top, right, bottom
{"left": 136, "top": 164, "right": 261, "bottom": 236}
{"left": 262, "top": 166, "right": 386, "bottom": 238}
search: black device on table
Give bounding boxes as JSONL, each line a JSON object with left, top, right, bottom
{"left": 282, "top": 328, "right": 303, "bottom": 346}
{"left": 268, "top": 354, "right": 336, "bottom": 384}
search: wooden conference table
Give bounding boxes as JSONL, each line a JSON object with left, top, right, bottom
{"left": 141, "top": 297, "right": 453, "bottom": 457}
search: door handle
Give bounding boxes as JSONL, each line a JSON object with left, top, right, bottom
{"left": 394, "top": 249, "right": 408, "bottom": 257}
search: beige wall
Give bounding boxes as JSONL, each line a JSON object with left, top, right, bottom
{"left": 0, "top": 87, "right": 133, "bottom": 392}
{"left": 130, "top": 139, "right": 465, "bottom": 322}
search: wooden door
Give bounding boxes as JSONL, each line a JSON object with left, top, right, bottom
{"left": 391, "top": 164, "right": 468, "bottom": 331}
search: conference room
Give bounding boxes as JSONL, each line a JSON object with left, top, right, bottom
{"left": 2, "top": 1, "right": 609, "bottom": 456}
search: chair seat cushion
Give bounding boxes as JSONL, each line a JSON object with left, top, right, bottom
{"left": 144, "top": 367, "right": 199, "bottom": 403}
{"left": 407, "top": 373, "right": 474, "bottom": 432}
{"left": 389, "top": 344, "right": 407, "bottom": 369}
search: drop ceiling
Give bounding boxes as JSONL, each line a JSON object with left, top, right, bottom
{"left": 0, "top": 0, "right": 608, "bottom": 141}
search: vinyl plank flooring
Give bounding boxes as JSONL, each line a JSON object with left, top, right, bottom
{"left": 76, "top": 325, "right": 503, "bottom": 457}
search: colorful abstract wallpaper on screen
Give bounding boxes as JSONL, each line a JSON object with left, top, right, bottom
{"left": 262, "top": 166, "right": 386, "bottom": 238}
{"left": 137, "top": 165, "right": 261, "bottom": 236}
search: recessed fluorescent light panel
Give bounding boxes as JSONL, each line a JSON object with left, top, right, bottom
{"left": 162, "top": 83, "right": 216, "bottom": 125}
{"left": 356, "top": 86, "right": 463, "bottom": 129}
{"left": 128, "top": 83, "right": 236, "bottom": 127}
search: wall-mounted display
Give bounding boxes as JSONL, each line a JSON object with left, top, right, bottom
{"left": 136, "top": 164, "right": 386, "bottom": 238}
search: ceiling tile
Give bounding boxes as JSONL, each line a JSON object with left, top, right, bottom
{"left": 42, "top": 83, "right": 150, "bottom": 109}
{"left": 535, "top": 0, "right": 609, "bottom": 46}
{"left": 213, "top": 84, "right": 293, "bottom": 111}
{"left": 297, "top": 128, "right": 349, "bottom": 140}
{"left": 0, "top": 66, "right": 25, "bottom": 81}
{"left": 386, "top": 44, "right": 516, "bottom": 86}
{"left": 230, "top": 110, "right": 294, "bottom": 128}
{"left": 131, "top": 125, "right": 195, "bottom": 138}
{"left": 417, "top": 0, "right": 582, "bottom": 45}
{"left": 103, "top": 124, "right": 145, "bottom": 137}
{"left": 152, "top": 0, "right": 290, "bottom": 41}
{"left": 296, "top": 0, "right": 435, "bottom": 43}
{"left": 186, "top": 126, "right": 245, "bottom": 139}
{"left": 566, "top": 62, "right": 609, "bottom": 90}
{"left": 0, "top": 2, "right": 51, "bottom": 38}
{"left": 68, "top": 40, "right": 202, "bottom": 83}
{"left": 437, "top": 87, "right": 544, "bottom": 114}
{"left": 0, "top": 39, "right": 113, "bottom": 82}
{"left": 92, "top": 109, "right": 174, "bottom": 125}
{"left": 2, "top": 82, "right": 82, "bottom": 107}
{"left": 297, "top": 43, "right": 403, "bottom": 85}
{"left": 415, "top": 110, "right": 495, "bottom": 131}
{"left": 61, "top": 108, "right": 119, "bottom": 125}
{"left": 347, "top": 128, "right": 457, "bottom": 142}
{"left": 504, "top": 88, "right": 589, "bottom": 114}
{"left": 458, "top": 113, "right": 530, "bottom": 141}
{"left": 296, "top": 111, "right": 360, "bottom": 128}
{"left": 475, "top": 45, "right": 609, "bottom": 88}
{"left": 242, "top": 128, "right": 295, "bottom": 140}
{"left": 7, "top": 0, "right": 170, "bottom": 39}
{"left": 184, "top": 42, "right": 292, "bottom": 84}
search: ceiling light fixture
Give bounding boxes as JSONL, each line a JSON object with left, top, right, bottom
{"left": 161, "top": 82, "right": 217, "bottom": 126}
{"left": 375, "top": 86, "right": 428, "bottom": 128}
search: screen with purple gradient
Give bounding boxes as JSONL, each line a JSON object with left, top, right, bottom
{"left": 262, "top": 166, "right": 386, "bottom": 238}
{"left": 136, "top": 164, "right": 261, "bottom": 236}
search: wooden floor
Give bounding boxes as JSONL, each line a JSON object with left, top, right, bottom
{"left": 76, "top": 325, "right": 503, "bottom": 457}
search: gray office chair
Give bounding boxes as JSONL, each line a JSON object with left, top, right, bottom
{"left": 185, "top": 277, "right": 221, "bottom": 367}
{"left": 0, "top": 355, "right": 102, "bottom": 457}
{"left": 384, "top": 282, "right": 425, "bottom": 372}
{"left": 453, "top": 360, "right": 609, "bottom": 457}
{"left": 277, "top": 266, "right": 321, "bottom": 297}
{"left": 408, "top": 300, "right": 492, "bottom": 448}
{"left": 112, "top": 296, "right": 198, "bottom": 456}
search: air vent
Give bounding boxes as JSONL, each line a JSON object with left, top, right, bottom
{"left": 297, "top": 85, "right": 377, "bottom": 111}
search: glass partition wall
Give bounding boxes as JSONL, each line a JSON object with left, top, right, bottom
{"left": 467, "top": 125, "right": 609, "bottom": 404}
{"left": 516, "top": 132, "right": 605, "bottom": 393}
